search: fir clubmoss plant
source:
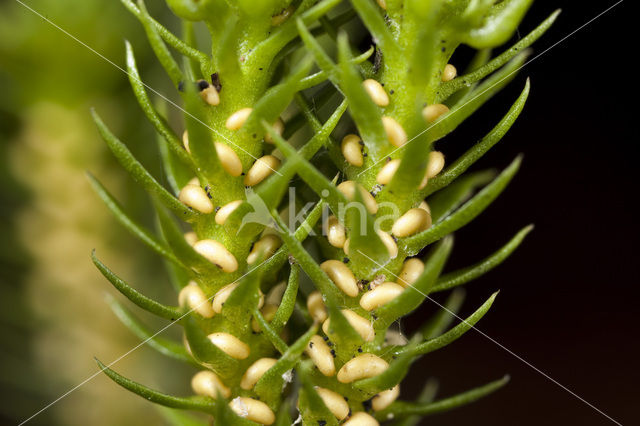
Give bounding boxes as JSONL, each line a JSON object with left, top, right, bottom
{"left": 91, "top": 0, "right": 558, "bottom": 424}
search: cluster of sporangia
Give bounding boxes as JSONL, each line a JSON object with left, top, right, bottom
{"left": 174, "top": 54, "right": 458, "bottom": 424}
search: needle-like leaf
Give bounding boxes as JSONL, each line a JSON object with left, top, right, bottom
{"left": 93, "top": 252, "right": 181, "bottom": 320}
{"left": 91, "top": 110, "right": 197, "bottom": 221}
{"left": 433, "top": 225, "right": 533, "bottom": 293}
{"left": 87, "top": 174, "right": 184, "bottom": 267}
{"left": 419, "top": 288, "right": 466, "bottom": 340}
{"left": 375, "top": 237, "right": 453, "bottom": 330}
{"left": 402, "top": 291, "right": 498, "bottom": 357}
{"left": 376, "top": 375, "right": 509, "bottom": 418}
{"left": 403, "top": 156, "right": 522, "bottom": 255}
{"left": 253, "top": 325, "right": 317, "bottom": 407}
{"left": 106, "top": 295, "right": 198, "bottom": 366}
{"left": 425, "top": 79, "right": 530, "bottom": 197}
{"left": 137, "top": 0, "right": 183, "bottom": 86}
{"left": 298, "top": 367, "right": 340, "bottom": 426}
{"left": 96, "top": 359, "right": 215, "bottom": 413}
{"left": 438, "top": 10, "right": 559, "bottom": 101}
{"left": 125, "top": 42, "right": 192, "bottom": 168}
{"left": 270, "top": 265, "right": 300, "bottom": 333}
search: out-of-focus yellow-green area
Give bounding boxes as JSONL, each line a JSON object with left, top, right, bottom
{"left": 0, "top": 1, "right": 194, "bottom": 424}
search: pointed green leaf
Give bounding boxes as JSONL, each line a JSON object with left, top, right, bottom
{"left": 428, "top": 170, "right": 496, "bottom": 223}
{"left": 119, "top": 0, "right": 210, "bottom": 75}
{"left": 265, "top": 126, "right": 348, "bottom": 216}
{"left": 297, "top": 368, "right": 340, "bottom": 426}
{"left": 261, "top": 199, "right": 325, "bottom": 277}
{"left": 405, "top": 292, "right": 498, "bottom": 357}
{"left": 375, "top": 237, "right": 453, "bottom": 330}
{"left": 96, "top": 359, "right": 215, "bottom": 413}
{"left": 106, "top": 295, "right": 198, "bottom": 366}
{"left": 426, "top": 79, "right": 530, "bottom": 197}
{"left": 291, "top": 92, "right": 345, "bottom": 166}
{"left": 153, "top": 200, "right": 216, "bottom": 274}
{"left": 253, "top": 325, "right": 317, "bottom": 406}
{"left": 259, "top": 0, "right": 343, "bottom": 59}
{"left": 427, "top": 51, "right": 528, "bottom": 147}
{"left": 183, "top": 83, "right": 224, "bottom": 186}
{"left": 385, "top": 132, "right": 431, "bottom": 207}
{"left": 252, "top": 308, "right": 288, "bottom": 354}
{"left": 91, "top": 110, "right": 197, "bottom": 221}
{"left": 298, "top": 46, "right": 374, "bottom": 91}
{"left": 462, "top": 0, "right": 534, "bottom": 49}
{"left": 182, "top": 316, "right": 239, "bottom": 379}
{"left": 323, "top": 300, "right": 365, "bottom": 361}
{"left": 270, "top": 265, "right": 300, "bottom": 333}
{"left": 137, "top": 0, "right": 183, "bottom": 86}
{"left": 337, "top": 33, "right": 387, "bottom": 156}
{"left": 125, "top": 42, "right": 193, "bottom": 168}
{"left": 155, "top": 107, "right": 193, "bottom": 195}
{"left": 87, "top": 173, "right": 183, "bottom": 267}
{"left": 377, "top": 375, "right": 509, "bottom": 418}
{"left": 354, "top": 344, "right": 416, "bottom": 395}
{"left": 222, "top": 265, "right": 264, "bottom": 334}
{"left": 239, "top": 56, "right": 314, "bottom": 142}
{"left": 405, "top": 0, "right": 443, "bottom": 88}
{"left": 443, "top": 48, "right": 493, "bottom": 107}
{"left": 434, "top": 225, "right": 533, "bottom": 293}
{"left": 351, "top": 0, "right": 400, "bottom": 57}
{"left": 270, "top": 211, "right": 343, "bottom": 303}
{"left": 419, "top": 288, "right": 466, "bottom": 340}
{"left": 214, "top": 14, "right": 241, "bottom": 77}
{"left": 346, "top": 185, "right": 389, "bottom": 275}
{"left": 403, "top": 156, "right": 522, "bottom": 256}
{"left": 284, "top": 84, "right": 337, "bottom": 139}
{"left": 226, "top": 101, "right": 346, "bottom": 232}
{"left": 93, "top": 252, "right": 180, "bottom": 320}
{"left": 296, "top": 18, "right": 340, "bottom": 82}
{"left": 439, "top": 10, "right": 559, "bottom": 101}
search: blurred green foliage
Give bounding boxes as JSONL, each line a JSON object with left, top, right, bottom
{"left": 0, "top": 1, "right": 191, "bottom": 424}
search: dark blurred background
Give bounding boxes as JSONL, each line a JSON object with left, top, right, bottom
{"left": 0, "top": 1, "right": 636, "bottom": 425}
{"left": 404, "top": 1, "right": 638, "bottom": 425}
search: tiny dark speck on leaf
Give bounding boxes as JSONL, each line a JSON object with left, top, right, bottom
{"left": 318, "top": 421, "right": 326, "bottom": 426}
{"left": 363, "top": 399, "right": 373, "bottom": 411}
{"left": 210, "top": 73, "right": 222, "bottom": 91}
{"left": 389, "top": 89, "right": 395, "bottom": 94}
{"left": 197, "top": 80, "right": 210, "bottom": 91}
